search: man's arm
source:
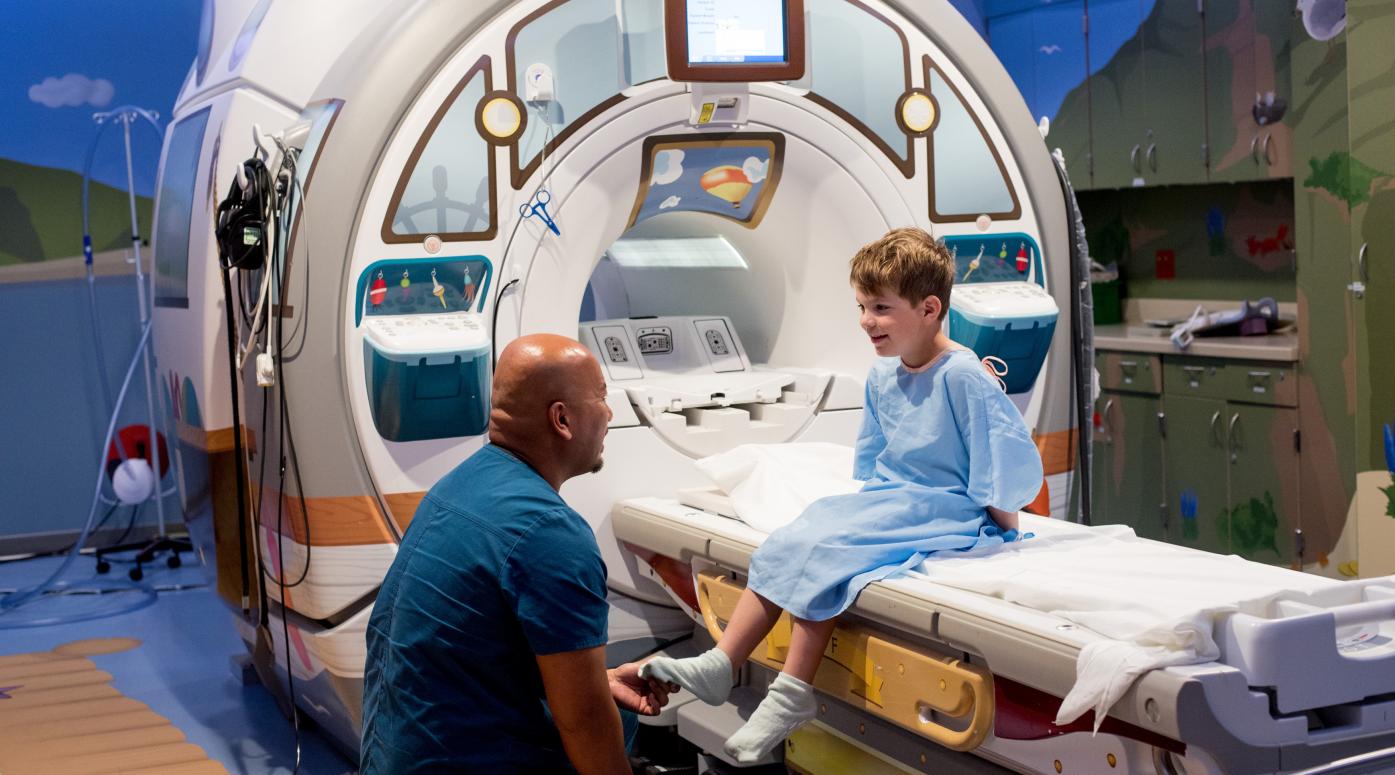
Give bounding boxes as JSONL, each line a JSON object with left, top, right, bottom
{"left": 537, "top": 646, "right": 630, "bottom": 775}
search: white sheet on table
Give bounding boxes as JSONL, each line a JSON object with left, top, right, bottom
{"left": 694, "top": 442, "right": 862, "bottom": 533}
{"left": 695, "top": 442, "right": 1343, "bottom": 730}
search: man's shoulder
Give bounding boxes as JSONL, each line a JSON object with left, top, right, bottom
{"left": 428, "top": 445, "right": 568, "bottom": 522}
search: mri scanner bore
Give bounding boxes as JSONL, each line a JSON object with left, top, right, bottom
{"left": 150, "top": 0, "right": 1395, "bottom": 772}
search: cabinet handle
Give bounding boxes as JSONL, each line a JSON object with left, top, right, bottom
{"left": 1209, "top": 410, "right": 1222, "bottom": 448}
{"left": 1262, "top": 133, "right": 1275, "bottom": 166}
{"left": 1147, "top": 143, "right": 1158, "bottom": 172}
{"left": 1130, "top": 144, "right": 1142, "bottom": 173}
{"left": 1102, "top": 398, "right": 1115, "bottom": 442}
{"left": 1351, "top": 243, "right": 1368, "bottom": 299}
{"left": 1250, "top": 135, "right": 1261, "bottom": 164}
{"left": 1228, "top": 413, "right": 1242, "bottom": 462}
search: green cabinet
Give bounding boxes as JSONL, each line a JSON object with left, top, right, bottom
{"left": 1347, "top": 0, "right": 1395, "bottom": 484}
{"left": 1202, "top": 0, "right": 1294, "bottom": 182}
{"left": 1093, "top": 391, "right": 1167, "bottom": 539}
{"left": 1091, "top": 352, "right": 1165, "bottom": 537}
{"left": 1161, "top": 394, "right": 1230, "bottom": 553}
{"left": 1087, "top": 0, "right": 1207, "bottom": 187}
{"left": 1094, "top": 351, "right": 1301, "bottom": 565}
{"left": 1163, "top": 356, "right": 1300, "bottom": 565}
{"left": 1224, "top": 403, "right": 1301, "bottom": 564}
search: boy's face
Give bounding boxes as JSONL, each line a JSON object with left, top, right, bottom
{"left": 854, "top": 286, "right": 940, "bottom": 357}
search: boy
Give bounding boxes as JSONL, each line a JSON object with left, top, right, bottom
{"left": 641, "top": 227, "right": 1043, "bottom": 761}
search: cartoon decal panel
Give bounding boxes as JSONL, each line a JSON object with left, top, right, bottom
{"left": 627, "top": 133, "right": 784, "bottom": 230}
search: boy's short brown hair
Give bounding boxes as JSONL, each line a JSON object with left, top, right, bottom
{"left": 849, "top": 227, "right": 954, "bottom": 319}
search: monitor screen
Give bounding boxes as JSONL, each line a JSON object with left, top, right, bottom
{"left": 686, "top": 0, "right": 787, "bottom": 66}
{"left": 666, "top": 0, "right": 804, "bottom": 82}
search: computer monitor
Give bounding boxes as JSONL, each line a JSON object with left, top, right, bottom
{"left": 665, "top": 0, "right": 805, "bottom": 83}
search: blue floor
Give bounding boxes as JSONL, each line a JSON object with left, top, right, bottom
{"left": 0, "top": 548, "right": 357, "bottom": 775}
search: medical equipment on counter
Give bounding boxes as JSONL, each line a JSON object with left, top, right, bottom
{"left": 1170, "top": 297, "right": 1292, "bottom": 351}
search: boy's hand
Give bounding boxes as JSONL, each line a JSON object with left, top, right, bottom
{"left": 987, "top": 506, "right": 1019, "bottom": 533}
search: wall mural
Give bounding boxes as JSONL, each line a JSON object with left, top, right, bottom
{"left": 0, "top": 2, "right": 198, "bottom": 266}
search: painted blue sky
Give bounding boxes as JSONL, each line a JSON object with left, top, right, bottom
{"left": 1, "top": 1, "right": 202, "bottom": 197}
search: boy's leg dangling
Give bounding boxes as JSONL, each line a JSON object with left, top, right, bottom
{"left": 639, "top": 648, "right": 733, "bottom": 706}
{"left": 722, "top": 672, "right": 816, "bottom": 763}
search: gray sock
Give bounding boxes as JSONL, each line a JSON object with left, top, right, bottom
{"left": 722, "top": 672, "right": 817, "bottom": 763}
{"left": 639, "top": 648, "right": 733, "bottom": 706}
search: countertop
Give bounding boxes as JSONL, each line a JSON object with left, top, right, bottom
{"left": 1094, "top": 324, "right": 1299, "bottom": 362}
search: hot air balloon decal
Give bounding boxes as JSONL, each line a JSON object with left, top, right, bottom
{"left": 699, "top": 165, "right": 753, "bottom": 209}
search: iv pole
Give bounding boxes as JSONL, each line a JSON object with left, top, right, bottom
{"left": 82, "top": 105, "right": 190, "bottom": 576}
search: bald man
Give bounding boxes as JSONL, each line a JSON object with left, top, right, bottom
{"left": 362, "top": 335, "right": 672, "bottom": 774}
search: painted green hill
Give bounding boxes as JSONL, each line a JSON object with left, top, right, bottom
{"left": 0, "top": 157, "right": 153, "bottom": 266}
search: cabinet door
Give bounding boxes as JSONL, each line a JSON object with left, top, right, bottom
{"left": 1141, "top": 0, "right": 1208, "bottom": 185}
{"left": 1163, "top": 395, "right": 1230, "bottom": 554}
{"left": 1094, "top": 391, "right": 1166, "bottom": 538}
{"left": 1226, "top": 404, "right": 1301, "bottom": 565}
{"left": 1206, "top": 0, "right": 1292, "bottom": 182}
{"left": 1252, "top": 0, "right": 1292, "bottom": 178}
{"left": 1348, "top": 0, "right": 1395, "bottom": 493}
{"left": 1087, "top": 0, "right": 1149, "bottom": 188}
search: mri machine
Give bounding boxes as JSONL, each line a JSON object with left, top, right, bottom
{"left": 150, "top": 0, "right": 1395, "bottom": 771}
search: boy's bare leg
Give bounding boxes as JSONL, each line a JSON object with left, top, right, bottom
{"left": 722, "top": 615, "right": 830, "bottom": 763}
{"left": 782, "top": 616, "right": 838, "bottom": 683}
{"left": 715, "top": 588, "right": 784, "bottom": 676}
{"left": 641, "top": 588, "right": 783, "bottom": 705}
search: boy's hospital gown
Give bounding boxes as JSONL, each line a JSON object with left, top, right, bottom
{"left": 748, "top": 349, "right": 1044, "bottom": 621}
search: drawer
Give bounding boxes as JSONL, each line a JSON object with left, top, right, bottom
{"left": 1163, "top": 357, "right": 1296, "bottom": 407}
{"left": 1096, "top": 351, "right": 1161, "bottom": 395}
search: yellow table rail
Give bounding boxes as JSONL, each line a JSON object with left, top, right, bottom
{"left": 697, "top": 571, "right": 994, "bottom": 752}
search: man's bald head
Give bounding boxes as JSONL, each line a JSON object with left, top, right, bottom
{"left": 489, "top": 334, "right": 612, "bottom": 489}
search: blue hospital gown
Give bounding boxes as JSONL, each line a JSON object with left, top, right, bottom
{"left": 747, "top": 349, "right": 1044, "bottom": 621}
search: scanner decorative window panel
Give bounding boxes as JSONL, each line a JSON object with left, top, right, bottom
{"left": 805, "top": 0, "right": 913, "bottom": 176}
{"left": 508, "top": 0, "right": 627, "bottom": 188}
{"left": 155, "top": 106, "right": 212, "bottom": 308}
{"left": 383, "top": 57, "right": 497, "bottom": 243}
{"left": 926, "top": 58, "right": 1021, "bottom": 221}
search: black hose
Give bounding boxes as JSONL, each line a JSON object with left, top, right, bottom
{"left": 1052, "top": 152, "right": 1095, "bottom": 524}
{"left": 220, "top": 265, "right": 254, "bottom": 615}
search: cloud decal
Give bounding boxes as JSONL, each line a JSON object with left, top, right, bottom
{"left": 742, "top": 156, "right": 768, "bottom": 184}
{"left": 652, "top": 149, "right": 685, "bottom": 185}
{"left": 29, "top": 74, "right": 115, "bottom": 108}
{"left": 659, "top": 195, "right": 681, "bottom": 210}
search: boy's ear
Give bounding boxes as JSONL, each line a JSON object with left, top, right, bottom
{"left": 923, "top": 295, "right": 942, "bottom": 319}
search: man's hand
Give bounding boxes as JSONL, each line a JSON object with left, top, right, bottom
{"left": 608, "top": 661, "right": 677, "bottom": 716}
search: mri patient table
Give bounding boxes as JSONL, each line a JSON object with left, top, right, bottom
{"left": 613, "top": 495, "right": 1395, "bottom": 774}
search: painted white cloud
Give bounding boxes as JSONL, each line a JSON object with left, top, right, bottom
{"left": 659, "top": 195, "right": 681, "bottom": 210}
{"left": 29, "top": 74, "right": 115, "bottom": 108}
{"left": 652, "top": 149, "right": 685, "bottom": 185}
{"left": 1039, "top": 44, "right": 1062, "bottom": 55}
{"left": 742, "top": 156, "right": 768, "bottom": 184}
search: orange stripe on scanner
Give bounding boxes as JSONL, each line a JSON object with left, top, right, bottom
{"left": 1033, "top": 429, "right": 1077, "bottom": 477}
{"left": 253, "top": 486, "right": 396, "bottom": 546}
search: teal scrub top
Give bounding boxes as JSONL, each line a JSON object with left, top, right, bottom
{"left": 361, "top": 444, "right": 610, "bottom": 774}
